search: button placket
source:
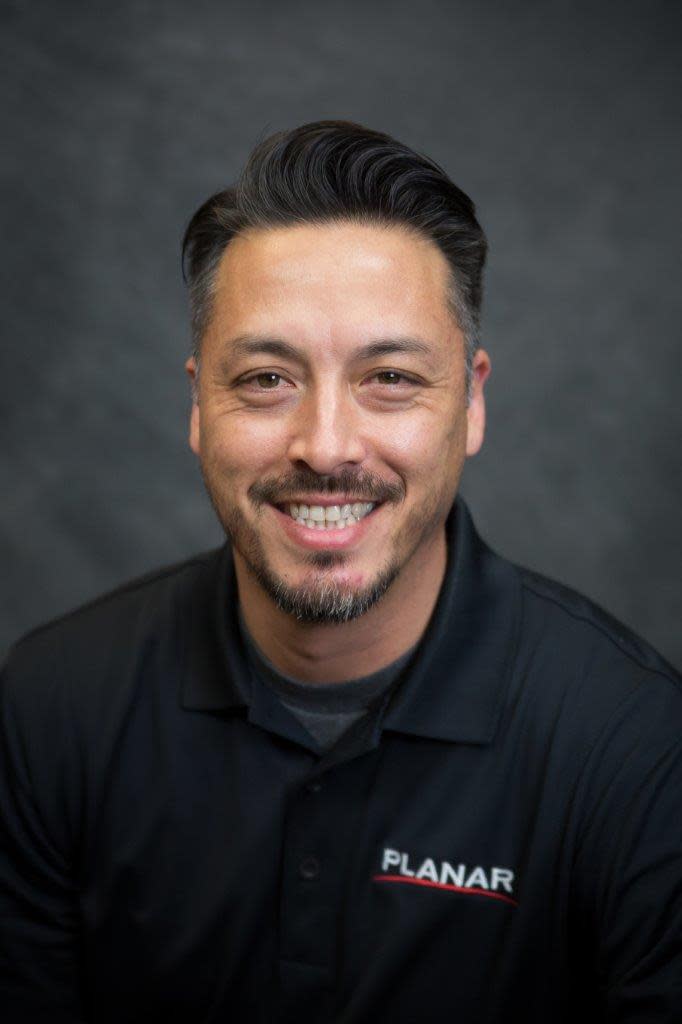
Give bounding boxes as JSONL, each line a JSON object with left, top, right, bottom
{"left": 278, "top": 750, "right": 381, "bottom": 986}
{"left": 278, "top": 772, "right": 340, "bottom": 969}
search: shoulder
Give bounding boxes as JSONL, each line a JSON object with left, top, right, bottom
{"left": 8, "top": 548, "right": 221, "bottom": 649}
{"left": 519, "top": 565, "right": 679, "bottom": 682}
{"left": 1, "top": 547, "right": 225, "bottom": 712}
{"left": 0, "top": 549, "right": 230, "bottom": 832}
{"left": 509, "top": 561, "right": 682, "bottom": 753}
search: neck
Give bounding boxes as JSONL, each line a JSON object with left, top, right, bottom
{"left": 233, "top": 528, "right": 448, "bottom": 683}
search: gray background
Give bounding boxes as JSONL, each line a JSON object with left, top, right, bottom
{"left": 2, "top": 0, "right": 680, "bottom": 667}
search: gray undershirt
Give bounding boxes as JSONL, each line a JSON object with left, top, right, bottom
{"left": 237, "top": 606, "right": 417, "bottom": 752}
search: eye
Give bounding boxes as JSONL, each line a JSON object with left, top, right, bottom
{"left": 254, "top": 372, "right": 282, "bottom": 389}
{"left": 366, "top": 370, "right": 419, "bottom": 388}
{"left": 240, "top": 372, "right": 290, "bottom": 391}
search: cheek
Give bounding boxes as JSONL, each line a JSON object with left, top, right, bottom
{"left": 205, "top": 414, "right": 286, "bottom": 474}
{"left": 376, "top": 409, "right": 466, "bottom": 478}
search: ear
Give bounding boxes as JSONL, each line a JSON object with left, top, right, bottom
{"left": 185, "top": 356, "right": 201, "bottom": 455}
{"left": 465, "top": 348, "right": 491, "bottom": 457}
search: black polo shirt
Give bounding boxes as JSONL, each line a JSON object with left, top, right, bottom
{"left": 1, "top": 499, "right": 681, "bottom": 1023}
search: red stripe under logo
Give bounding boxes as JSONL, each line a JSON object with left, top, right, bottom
{"left": 373, "top": 873, "right": 519, "bottom": 907}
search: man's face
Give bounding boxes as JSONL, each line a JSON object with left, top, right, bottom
{"left": 186, "top": 221, "right": 490, "bottom": 623}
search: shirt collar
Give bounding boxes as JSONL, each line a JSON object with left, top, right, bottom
{"left": 380, "top": 497, "right": 521, "bottom": 744}
{"left": 181, "top": 496, "right": 521, "bottom": 746}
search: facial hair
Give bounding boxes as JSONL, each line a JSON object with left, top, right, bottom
{"left": 199, "top": 462, "right": 450, "bottom": 625}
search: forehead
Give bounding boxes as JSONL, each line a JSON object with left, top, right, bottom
{"left": 208, "top": 221, "right": 454, "bottom": 343}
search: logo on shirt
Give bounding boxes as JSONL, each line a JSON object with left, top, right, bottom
{"left": 373, "top": 847, "right": 518, "bottom": 907}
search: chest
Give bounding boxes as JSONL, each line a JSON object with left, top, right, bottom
{"left": 79, "top": 715, "right": 584, "bottom": 1021}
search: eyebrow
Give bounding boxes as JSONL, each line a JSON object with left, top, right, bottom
{"left": 227, "top": 334, "right": 436, "bottom": 366}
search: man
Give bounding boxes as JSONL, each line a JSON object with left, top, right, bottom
{"left": 1, "top": 121, "right": 680, "bottom": 1023}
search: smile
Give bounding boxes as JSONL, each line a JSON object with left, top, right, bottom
{"left": 279, "top": 501, "right": 376, "bottom": 531}
{"left": 270, "top": 499, "right": 383, "bottom": 550}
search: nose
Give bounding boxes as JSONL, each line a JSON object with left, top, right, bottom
{"left": 286, "top": 383, "right": 367, "bottom": 474}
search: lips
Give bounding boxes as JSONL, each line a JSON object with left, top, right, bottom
{"left": 269, "top": 500, "right": 382, "bottom": 549}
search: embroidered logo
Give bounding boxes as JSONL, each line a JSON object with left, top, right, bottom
{"left": 373, "top": 847, "right": 518, "bottom": 907}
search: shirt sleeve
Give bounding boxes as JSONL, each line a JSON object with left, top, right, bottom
{"left": 571, "top": 675, "right": 682, "bottom": 1021}
{"left": 0, "top": 643, "right": 87, "bottom": 1022}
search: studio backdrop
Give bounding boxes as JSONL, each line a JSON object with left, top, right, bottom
{"left": 1, "top": 0, "right": 680, "bottom": 667}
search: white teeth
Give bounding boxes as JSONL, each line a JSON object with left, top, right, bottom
{"left": 285, "top": 500, "right": 376, "bottom": 526}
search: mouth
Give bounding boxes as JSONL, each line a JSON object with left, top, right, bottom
{"left": 273, "top": 499, "right": 380, "bottom": 531}
{"left": 268, "top": 498, "right": 385, "bottom": 550}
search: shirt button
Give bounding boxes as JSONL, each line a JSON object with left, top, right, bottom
{"left": 299, "top": 856, "right": 321, "bottom": 880}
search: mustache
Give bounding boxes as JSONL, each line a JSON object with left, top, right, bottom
{"left": 250, "top": 468, "right": 404, "bottom": 506}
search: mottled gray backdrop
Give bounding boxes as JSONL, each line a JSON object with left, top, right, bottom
{"left": 2, "top": 0, "right": 680, "bottom": 667}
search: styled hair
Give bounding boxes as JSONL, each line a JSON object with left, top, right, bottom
{"left": 182, "top": 120, "right": 487, "bottom": 391}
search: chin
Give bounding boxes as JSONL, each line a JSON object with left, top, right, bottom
{"left": 243, "top": 547, "right": 403, "bottom": 624}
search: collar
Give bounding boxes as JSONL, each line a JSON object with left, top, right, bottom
{"left": 180, "top": 496, "right": 521, "bottom": 746}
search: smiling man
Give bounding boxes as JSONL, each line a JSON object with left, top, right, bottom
{"left": 1, "top": 122, "right": 681, "bottom": 1023}
{"left": 186, "top": 216, "right": 489, "bottom": 683}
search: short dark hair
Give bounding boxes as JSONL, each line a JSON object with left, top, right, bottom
{"left": 182, "top": 120, "right": 487, "bottom": 388}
